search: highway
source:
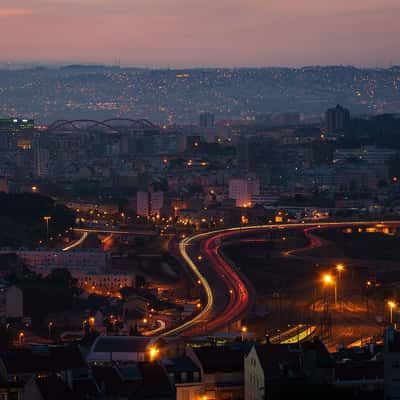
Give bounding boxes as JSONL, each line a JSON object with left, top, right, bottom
{"left": 270, "top": 324, "right": 317, "bottom": 344}
{"left": 62, "top": 232, "right": 88, "bottom": 251}
{"left": 160, "top": 220, "right": 400, "bottom": 338}
{"left": 73, "top": 227, "right": 157, "bottom": 236}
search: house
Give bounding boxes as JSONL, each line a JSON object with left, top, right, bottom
{"left": 92, "top": 362, "right": 173, "bottom": 399}
{"left": 244, "top": 343, "right": 302, "bottom": 400}
{"left": 384, "top": 325, "right": 400, "bottom": 400}
{"left": 166, "top": 355, "right": 202, "bottom": 400}
{"left": 301, "top": 338, "right": 335, "bottom": 383}
{"left": 87, "top": 336, "right": 157, "bottom": 363}
{"left": 0, "top": 344, "right": 99, "bottom": 399}
{"left": 335, "top": 360, "right": 383, "bottom": 395}
{"left": 186, "top": 345, "right": 248, "bottom": 400}
{"left": 0, "top": 375, "right": 42, "bottom": 400}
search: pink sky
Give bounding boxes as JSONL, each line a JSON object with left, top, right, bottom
{"left": 1, "top": 0, "right": 399, "bottom": 67}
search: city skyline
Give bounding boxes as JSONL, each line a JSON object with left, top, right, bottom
{"left": 1, "top": 0, "right": 400, "bottom": 67}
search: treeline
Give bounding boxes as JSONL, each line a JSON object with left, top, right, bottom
{"left": 0, "top": 193, "right": 74, "bottom": 247}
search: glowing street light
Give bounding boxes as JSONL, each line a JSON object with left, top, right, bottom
{"left": 323, "top": 274, "right": 333, "bottom": 285}
{"left": 336, "top": 264, "right": 345, "bottom": 309}
{"left": 241, "top": 325, "right": 248, "bottom": 341}
{"left": 322, "top": 274, "right": 337, "bottom": 306}
{"left": 18, "top": 332, "right": 24, "bottom": 345}
{"left": 149, "top": 346, "right": 160, "bottom": 362}
{"left": 388, "top": 301, "right": 396, "bottom": 324}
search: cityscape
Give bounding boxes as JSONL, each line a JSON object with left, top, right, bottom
{"left": 1, "top": 1, "right": 400, "bottom": 400}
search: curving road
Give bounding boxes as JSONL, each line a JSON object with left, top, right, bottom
{"left": 160, "top": 220, "right": 400, "bottom": 338}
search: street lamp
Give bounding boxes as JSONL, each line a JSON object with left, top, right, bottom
{"left": 323, "top": 274, "right": 337, "bottom": 307}
{"left": 149, "top": 346, "right": 160, "bottom": 362}
{"left": 48, "top": 321, "right": 53, "bottom": 339}
{"left": 336, "top": 264, "right": 345, "bottom": 310}
{"left": 18, "top": 332, "right": 24, "bottom": 345}
{"left": 336, "top": 264, "right": 344, "bottom": 278}
{"left": 43, "top": 216, "right": 51, "bottom": 242}
{"left": 241, "top": 326, "right": 247, "bottom": 342}
{"left": 388, "top": 301, "right": 396, "bottom": 324}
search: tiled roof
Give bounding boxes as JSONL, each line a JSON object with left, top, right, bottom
{"left": 193, "top": 347, "right": 245, "bottom": 373}
{"left": 1, "top": 345, "right": 86, "bottom": 374}
{"left": 36, "top": 376, "right": 74, "bottom": 400}
{"left": 138, "top": 362, "right": 173, "bottom": 397}
{"left": 254, "top": 344, "right": 301, "bottom": 378}
{"left": 165, "top": 356, "right": 200, "bottom": 373}
{"left": 335, "top": 361, "right": 383, "bottom": 381}
{"left": 301, "top": 339, "right": 335, "bottom": 368}
{"left": 92, "top": 365, "right": 141, "bottom": 395}
{"left": 92, "top": 336, "right": 153, "bottom": 353}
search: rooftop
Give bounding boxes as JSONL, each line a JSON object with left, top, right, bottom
{"left": 91, "top": 336, "right": 155, "bottom": 353}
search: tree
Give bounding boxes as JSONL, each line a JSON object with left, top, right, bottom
{"left": 46, "top": 268, "right": 77, "bottom": 290}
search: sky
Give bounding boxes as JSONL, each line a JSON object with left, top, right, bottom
{"left": 1, "top": 0, "right": 400, "bottom": 67}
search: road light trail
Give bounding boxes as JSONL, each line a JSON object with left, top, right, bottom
{"left": 142, "top": 319, "right": 167, "bottom": 336}
{"left": 62, "top": 232, "right": 88, "bottom": 251}
{"left": 270, "top": 324, "right": 316, "bottom": 344}
{"left": 153, "top": 220, "right": 400, "bottom": 337}
{"left": 159, "top": 233, "right": 215, "bottom": 337}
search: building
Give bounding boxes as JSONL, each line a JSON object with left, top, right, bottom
{"left": 334, "top": 146, "right": 397, "bottom": 165}
{"left": 384, "top": 325, "right": 400, "bottom": 400}
{"left": 87, "top": 336, "right": 157, "bottom": 363}
{"left": 92, "top": 362, "right": 173, "bottom": 399}
{"left": 335, "top": 359, "right": 383, "bottom": 395}
{"left": 229, "top": 178, "right": 260, "bottom": 207}
{"left": 74, "top": 272, "right": 134, "bottom": 294}
{"left": 325, "top": 104, "right": 350, "bottom": 132}
{"left": 245, "top": 340, "right": 334, "bottom": 400}
{"left": 33, "top": 146, "right": 50, "bottom": 178}
{"left": 0, "top": 284, "right": 23, "bottom": 318}
{"left": 137, "top": 191, "right": 164, "bottom": 217}
{"left": 186, "top": 345, "right": 247, "bottom": 400}
{"left": 6, "top": 250, "right": 111, "bottom": 275}
{"left": 245, "top": 344, "right": 300, "bottom": 400}
{"left": 0, "top": 118, "right": 34, "bottom": 133}
{"left": 199, "top": 112, "right": 215, "bottom": 129}
{"left": 0, "top": 344, "right": 99, "bottom": 399}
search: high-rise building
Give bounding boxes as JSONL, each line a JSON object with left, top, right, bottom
{"left": 228, "top": 178, "right": 260, "bottom": 207}
{"left": 199, "top": 112, "right": 215, "bottom": 129}
{"left": 136, "top": 191, "right": 164, "bottom": 217}
{"left": 325, "top": 105, "right": 350, "bottom": 132}
{"left": 0, "top": 118, "right": 34, "bottom": 133}
{"left": 34, "top": 146, "right": 50, "bottom": 178}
